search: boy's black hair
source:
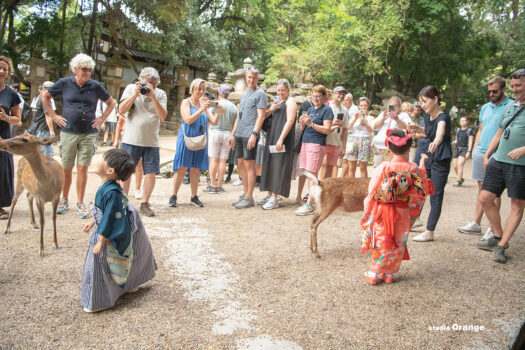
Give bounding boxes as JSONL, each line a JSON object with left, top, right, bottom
{"left": 103, "top": 149, "right": 135, "bottom": 181}
{"left": 387, "top": 129, "right": 412, "bottom": 155}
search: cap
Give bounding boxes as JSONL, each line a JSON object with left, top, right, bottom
{"left": 42, "top": 81, "right": 54, "bottom": 89}
{"left": 219, "top": 84, "right": 231, "bottom": 96}
{"left": 412, "top": 101, "right": 420, "bottom": 107}
{"left": 333, "top": 86, "right": 347, "bottom": 94}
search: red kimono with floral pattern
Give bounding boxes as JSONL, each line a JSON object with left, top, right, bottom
{"left": 360, "top": 155, "right": 434, "bottom": 274}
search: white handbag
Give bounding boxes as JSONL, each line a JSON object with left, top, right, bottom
{"left": 182, "top": 122, "right": 207, "bottom": 151}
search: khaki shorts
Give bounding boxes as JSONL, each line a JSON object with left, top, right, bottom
{"left": 59, "top": 131, "right": 97, "bottom": 169}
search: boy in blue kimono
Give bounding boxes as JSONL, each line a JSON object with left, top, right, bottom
{"left": 83, "top": 149, "right": 135, "bottom": 287}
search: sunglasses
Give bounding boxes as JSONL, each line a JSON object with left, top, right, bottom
{"left": 80, "top": 67, "right": 93, "bottom": 73}
{"left": 488, "top": 89, "right": 501, "bottom": 94}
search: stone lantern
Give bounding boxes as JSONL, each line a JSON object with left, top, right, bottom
{"left": 173, "top": 67, "right": 191, "bottom": 121}
{"left": 102, "top": 59, "right": 127, "bottom": 102}
{"left": 26, "top": 58, "right": 53, "bottom": 102}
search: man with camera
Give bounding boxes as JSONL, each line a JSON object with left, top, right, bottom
{"left": 228, "top": 66, "right": 267, "bottom": 209}
{"left": 476, "top": 69, "right": 525, "bottom": 263}
{"left": 118, "top": 67, "right": 168, "bottom": 217}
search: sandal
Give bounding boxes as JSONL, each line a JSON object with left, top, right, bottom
{"left": 379, "top": 273, "right": 394, "bottom": 284}
{"left": 0, "top": 208, "right": 9, "bottom": 220}
{"left": 363, "top": 271, "right": 378, "bottom": 285}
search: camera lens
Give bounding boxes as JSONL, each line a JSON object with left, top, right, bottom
{"left": 140, "top": 84, "right": 150, "bottom": 95}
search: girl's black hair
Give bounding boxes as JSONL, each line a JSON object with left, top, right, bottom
{"left": 418, "top": 85, "right": 441, "bottom": 104}
{"left": 387, "top": 129, "right": 412, "bottom": 155}
{"left": 103, "top": 149, "right": 135, "bottom": 181}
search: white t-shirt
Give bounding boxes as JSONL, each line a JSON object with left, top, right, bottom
{"left": 96, "top": 100, "right": 118, "bottom": 122}
{"left": 326, "top": 103, "right": 349, "bottom": 147}
{"left": 348, "top": 114, "right": 374, "bottom": 138}
{"left": 372, "top": 111, "right": 413, "bottom": 149}
{"left": 120, "top": 84, "right": 167, "bottom": 148}
{"left": 346, "top": 104, "right": 359, "bottom": 135}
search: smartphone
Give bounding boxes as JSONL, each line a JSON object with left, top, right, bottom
{"left": 274, "top": 96, "right": 280, "bottom": 103}
{"left": 209, "top": 101, "right": 218, "bottom": 108}
{"left": 337, "top": 113, "right": 344, "bottom": 121}
{"left": 360, "top": 110, "right": 366, "bottom": 117}
{"left": 388, "top": 105, "right": 394, "bottom": 112}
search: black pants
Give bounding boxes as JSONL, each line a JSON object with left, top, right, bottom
{"left": 426, "top": 158, "right": 451, "bottom": 231}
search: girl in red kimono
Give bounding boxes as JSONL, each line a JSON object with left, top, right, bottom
{"left": 360, "top": 129, "right": 434, "bottom": 284}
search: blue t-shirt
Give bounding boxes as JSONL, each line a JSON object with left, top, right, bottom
{"left": 302, "top": 105, "right": 334, "bottom": 146}
{"left": 424, "top": 112, "right": 452, "bottom": 161}
{"left": 48, "top": 76, "right": 111, "bottom": 134}
{"left": 95, "top": 180, "right": 131, "bottom": 256}
{"left": 476, "top": 97, "right": 513, "bottom": 153}
{"left": 0, "top": 86, "right": 22, "bottom": 139}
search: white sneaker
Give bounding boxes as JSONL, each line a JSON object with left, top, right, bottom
{"left": 262, "top": 196, "right": 279, "bottom": 210}
{"left": 457, "top": 221, "right": 481, "bottom": 234}
{"left": 257, "top": 195, "right": 271, "bottom": 205}
{"left": 412, "top": 231, "right": 434, "bottom": 242}
{"left": 481, "top": 228, "right": 495, "bottom": 241}
{"left": 232, "top": 178, "right": 243, "bottom": 186}
{"left": 135, "top": 189, "right": 142, "bottom": 200}
{"left": 295, "top": 204, "right": 315, "bottom": 216}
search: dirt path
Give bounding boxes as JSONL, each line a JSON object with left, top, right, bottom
{"left": 0, "top": 150, "right": 524, "bottom": 349}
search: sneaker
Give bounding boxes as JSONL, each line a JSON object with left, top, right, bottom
{"left": 295, "top": 203, "right": 315, "bottom": 216}
{"left": 493, "top": 245, "right": 507, "bottom": 263}
{"left": 460, "top": 178, "right": 464, "bottom": 185}
{"left": 134, "top": 189, "right": 142, "bottom": 200}
{"left": 453, "top": 180, "right": 462, "bottom": 187}
{"left": 168, "top": 195, "right": 177, "bottom": 207}
{"left": 57, "top": 198, "right": 69, "bottom": 214}
{"left": 257, "top": 195, "right": 271, "bottom": 205}
{"left": 101, "top": 142, "right": 107, "bottom": 147}
{"left": 412, "top": 231, "right": 434, "bottom": 242}
{"left": 140, "top": 202, "right": 155, "bottom": 217}
{"left": 191, "top": 196, "right": 204, "bottom": 207}
{"left": 262, "top": 196, "right": 279, "bottom": 210}
{"left": 235, "top": 197, "right": 255, "bottom": 209}
{"left": 203, "top": 184, "right": 214, "bottom": 193}
{"left": 183, "top": 173, "right": 190, "bottom": 185}
{"left": 481, "top": 228, "right": 495, "bottom": 241}
{"left": 232, "top": 195, "right": 246, "bottom": 206}
{"left": 83, "top": 306, "right": 112, "bottom": 313}
{"left": 477, "top": 237, "right": 508, "bottom": 251}
{"left": 76, "top": 202, "right": 91, "bottom": 219}
{"left": 225, "top": 177, "right": 232, "bottom": 184}
{"left": 232, "top": 178, "right": 243, "bottom": 186}
{"left": 458, "top": 221, "right": 482, "bottom": 234}
{"left": 214, "top": 186, "right": 225, "bottom": 193}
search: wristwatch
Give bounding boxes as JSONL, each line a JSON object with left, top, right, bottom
{"left": 251, "top": 131, "right": 258, "bottom": 136}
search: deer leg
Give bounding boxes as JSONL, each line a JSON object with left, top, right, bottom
{"left": 310, "top": 200, "right": 340, "bottom": 259}
{"left": 27, "top": 193, "right": 39, "bottom": 229}
{"left": 36, "top": 199, "right": 45, "bottom": 257}
{"left": 52, "top": 198, "right": 59, "bottom": 250}
{"left": 4, "top": 185, "right": 23, "bottom": 235}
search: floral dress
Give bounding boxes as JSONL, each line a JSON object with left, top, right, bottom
{"left": 360, "top": 155, "right": 434, "bottom": 274}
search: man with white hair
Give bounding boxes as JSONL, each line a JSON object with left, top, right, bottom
{"left": 118, "top": 67, "right": 167, "bottom": 217}
{"left": 42, "top": 53, "right": 116, "bottom": 219}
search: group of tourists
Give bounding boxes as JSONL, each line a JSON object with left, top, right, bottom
{"left": 0, "top": 51, "right": 524, "bottom": 307}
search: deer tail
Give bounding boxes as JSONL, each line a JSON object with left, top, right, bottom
{"left": 300, "top": 170, "right": 321, "bottom": 203}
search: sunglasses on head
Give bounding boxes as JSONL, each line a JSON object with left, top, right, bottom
{"left": 80, "top": 67, "right": 93, "bottom": 73}
{"left": 488, "top": 89, "right": 501, "bottom": 94}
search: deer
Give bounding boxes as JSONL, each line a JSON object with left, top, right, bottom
{"left": 0, "top": 134, "right": 64, "bottom": 257}
{"left": 302, "top": 171, "right": 370, "bottom": 259}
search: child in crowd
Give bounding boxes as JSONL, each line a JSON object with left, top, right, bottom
{"left": 360, "top": 129, "right": 433, "bottom": 285}
{"left": 452, "top": 116, "right": 474, "bottom": 187}
{"left": 81, "top": 149, "right": 157, "bottom": 313}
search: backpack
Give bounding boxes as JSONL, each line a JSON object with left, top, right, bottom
{"left": 21, "top": 102, "right": 32, "bottom": 123}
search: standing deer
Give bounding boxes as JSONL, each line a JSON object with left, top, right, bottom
{"left": 0, "top": 134, "right": 63, "bottom": 256}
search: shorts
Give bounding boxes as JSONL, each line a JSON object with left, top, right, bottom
{"left": 121, "top": 143, "right": 160, "bottom": 175}
{"left": 235, "top": 137, "right": 258, "bottom": 161}
{"left": 208, "top": 130, "right": 231, "bottom": 159}
{"left": 299, "top": 142, "right": 326, "bottom": 173}
{"left": 482, "top": 158, "right": 525, "bottom": 200}
{"left": 344, "top": 136, "right": 372, "bottom": 163}
{"left": 59, "top": 131, "right": 97, "bottom": 169}
{"left": 454, "top": 146, "right": 468, "bottom": 158}
{"left": 324, "top": 145, "right": 340, "bottom": 166}
{"left": 472, "top": 148, "right": 486, "bottom": 182}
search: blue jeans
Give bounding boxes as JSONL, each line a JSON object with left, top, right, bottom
{"left": 35, "top": 130, "right": 54, "bottom": 157}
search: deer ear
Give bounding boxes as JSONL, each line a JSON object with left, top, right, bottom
{"left": 39, "top": 135, "right": 60, "bottom": 146}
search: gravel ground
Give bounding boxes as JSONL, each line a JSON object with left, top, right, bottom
{"left": 0, "top": 147, "right": 524, "bottom": 349}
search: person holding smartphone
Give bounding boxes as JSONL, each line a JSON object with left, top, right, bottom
{"left": 372, "top": 96, "right": 412, "bottom": 167}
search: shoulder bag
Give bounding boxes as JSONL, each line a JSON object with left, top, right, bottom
{"left": 182, "top": 113, "right": 207, "bottom": 151}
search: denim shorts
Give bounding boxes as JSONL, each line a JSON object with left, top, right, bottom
{"left": 121, "top": 143, "right": 160, "bottom": 175}
{"left": 482, "top": 158, "right": 525, "bottom": 200}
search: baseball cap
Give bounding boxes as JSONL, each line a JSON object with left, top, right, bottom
{"left": 333, "top": 86, "right": 347, "bottom": 94}
{"left": 219, "top": 84, "right": 231, "bottom": 96}
{"left": 42, "top": 81, "right": 54, "bottom": 89}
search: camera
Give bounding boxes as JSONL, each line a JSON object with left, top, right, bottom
{"left": 139, "top": 83, "right": 150, "bottom": 95}
{"left": 80, "top": 111, "right": 87, "bottom": 122}
{"left": 503, "top": 128, "right": 510, "bottom": 139}
{"left": 388, "top": 105, "right": 394, "bottom": 112}
{"left": 205, "top": 91, "right": 216, "bottom": 100}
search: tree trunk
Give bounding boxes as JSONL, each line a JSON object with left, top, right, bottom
{"left": 58, "top": 0, "right": 68, "bottom": 75}
{"left": 87, "top": 0, "right": 99, "bottom": 56}
{"left": 0, "top": 8, "right": 9, "bottom": 43}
